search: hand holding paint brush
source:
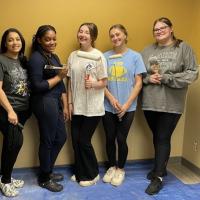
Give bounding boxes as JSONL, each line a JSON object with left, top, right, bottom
{"left": 57, "top": 64, "right": 68, "bottom": 80}
{"left": 85, "top": 64, "right": 94, "bottom": 89}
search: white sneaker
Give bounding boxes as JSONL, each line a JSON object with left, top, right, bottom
{"left": 11, "top": 178, "right": 24, "bottom": 188}
{"left": 79, "top": 174, "right": 100, "bottom": 187}
{"left": 71, "top": 175, "right": 76, "bottom": 182}
{"left": 103, "top": 167, "right": 116, "bottom": 183}
{"left": 111, "top": 169, "right": 125, "bottom": 186}
{"left": 0, "top": 181, "right": 19, "bottom": 197}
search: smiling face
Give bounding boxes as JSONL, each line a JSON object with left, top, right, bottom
{"left": 109, "top": 28, "right": 127, "bottom": 48}
{"left": 153, "top": 21, "right": 173, "bottom": 45}
{"left": 77, "top": 25, "right": 92, "bottom": 48}
{"left": 5, "top": 32, "right": 22, "bottom": 54}
{"left": 38, "top": 30, "right": 57, "bottom": 53}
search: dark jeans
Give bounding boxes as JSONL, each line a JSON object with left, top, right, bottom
{"left": 102, "top": 111, "right": 135, "bottom": 169}
{"left": 71, "top": 115, "right": 101, "bottom": 181}
{"left": 144, "top": 111, "right": 181, "bottom": 176}
{"left": 0, "top": 107, "right": 31, "bottom": 184}
{"left": 31, "top": 96, "right": 67, "bottom": 182}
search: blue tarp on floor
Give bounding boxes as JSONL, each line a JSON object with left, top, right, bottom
{"left": 1, "top": 162, "right": 200, "bottom": 200}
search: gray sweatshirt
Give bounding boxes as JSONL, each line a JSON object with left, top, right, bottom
{"left": 141, "top": 41, "right": 198, "bottom": 114}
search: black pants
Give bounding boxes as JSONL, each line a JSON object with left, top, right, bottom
{"left": 102, "top": 111, "right": 135, "bottom": 169}
{"left": 144, "top": 111, "right": 181, "bottom": 177}
{"left": 0, "top": 107, "right": 30, "bottom": 184}
{"left": 71, "top": 115, "right": 101, "bottom": 181}
{"left": 32, "top": 96, "right": 67, "bottom": 182}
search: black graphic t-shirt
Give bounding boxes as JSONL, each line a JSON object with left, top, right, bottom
{"left": 0, "top": 54, "right": 30, "bottom": 111}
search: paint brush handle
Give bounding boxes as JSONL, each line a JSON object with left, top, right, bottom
{"left": 85, "top": 74, "right": 90, "bottom": 80}
{"left": 44, "top": 65, "right": 64, "bottom": 70}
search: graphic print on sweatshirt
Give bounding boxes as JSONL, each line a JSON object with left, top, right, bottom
{"left": 148, "top": 51, "right": 178, "bottom": 74}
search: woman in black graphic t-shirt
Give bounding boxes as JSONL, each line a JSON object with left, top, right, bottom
{"left": 0, "top": 28, "right": 30, "bottom": 197}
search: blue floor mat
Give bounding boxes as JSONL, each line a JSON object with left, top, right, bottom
{"left": 1, "top": 163, "right": 200, "bottom": 200}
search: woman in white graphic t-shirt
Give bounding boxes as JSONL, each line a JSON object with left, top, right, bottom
{"left": 67, "top": 22, "right": 107, "bottom": 187}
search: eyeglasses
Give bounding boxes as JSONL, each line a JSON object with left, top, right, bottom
{"left": 153, "top": 26, "right": 169, "bottom": 33}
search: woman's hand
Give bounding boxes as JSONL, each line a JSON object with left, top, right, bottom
{"left": 63, "top": 106, "right": 69, "bottom": 121}
{"left": 58, "top": 67, "right": 68, "bottom": 80}
{"left": 117, "top": 104, "right": 128, "bottom": 120}
{"left": 85, "top": 75, "right": 93, "bottom": 89}
{"left": 149, "top": 73, "right": 162, "bottom": 84}
{"left": 109, "top": 96, "right": 122, "bottom": 112}
{"left": 68, "top": 103, "right": 73, "bottom": 121}
{"left": 8, "top": 110, "right": 18, "bottom": 125}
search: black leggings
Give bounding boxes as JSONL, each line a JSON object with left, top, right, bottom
{"left": 0, "top": 107, "right": 30, "bottom": 184}
{"left": 102, "top": 111, "right": 135, "bottom": 169}
{"left": 144, "top": 111, "right": 181, "bottom": 176}
{"left": 71, "top": 115, "right": 101, "bottom": 181}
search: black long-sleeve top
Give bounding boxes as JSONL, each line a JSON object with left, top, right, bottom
{"left": 28, "top": 51, "right": 66, "bottom": 98}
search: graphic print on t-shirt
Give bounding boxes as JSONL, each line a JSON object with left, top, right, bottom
{"left": 108, "top": 61, "right": 128, "bottom": 82}
{"left": 9, "top": 65, "right": 29, "bottom": 97}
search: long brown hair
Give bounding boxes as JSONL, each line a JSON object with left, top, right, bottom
{"left": 78, "top": 23, "right": 98, "bottom": 47}
{"left": 109, "top": 24, "right": 128, "bottom": 44}
{"left": 153, "top": 17, "right": 182, "bottom": 47}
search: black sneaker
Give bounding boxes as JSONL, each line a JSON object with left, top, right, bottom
{"left": 145, "top": 177, "right": 162, "bottom": 195}
{"left": 147, "top": 170, "right": 167, "bottom": 180}
{"left": 50, "top": 173, "right": 64, "bottom": 182}
{"left": 39, "top": 180, "right": 63, "bottom": 192}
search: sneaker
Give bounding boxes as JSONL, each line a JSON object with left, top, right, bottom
{"left": 71, "top": 175, "right": 76, "bottom": 182}
{"left": 147, "top": 170, "right": 167, "bottom": 180}
{"left": 50, "top": 173, "right": 64, "bottom": 182}
{"left": 103, "top": 167, "right": 116, "bottom": 183}
{"left": 111, "top": 169, "right": 125, "bottom": 186}
{"left": 11, "top": 178, "right": 24, "bottom": 188}
{"left": 145, "top": 177, "right": 162, "bottom": 195}
{"left": 79, "top": 175, "right": 100, "bottom": 187}
{"left": 38, "top": 180, "right": 63, "bottom": 192}
{"left": 0, "top": 181, "right": 19, "bottom": 197}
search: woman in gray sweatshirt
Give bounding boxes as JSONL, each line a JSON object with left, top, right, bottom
{"left": 141, "top": 17, "right": 198, "bottom": 195}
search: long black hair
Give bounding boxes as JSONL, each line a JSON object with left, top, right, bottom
{"left": 0, "top": 28, "right": 27, "bottom": 68}
{"left": 32, "top": 25, "right": 60, "bottom": 66}
{"left": 32, "top": 25, "right": 56, "bottom": 52}
{"left": 153, "top": 17, "right": 182, "bottom": 47}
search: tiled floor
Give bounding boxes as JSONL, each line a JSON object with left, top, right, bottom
{"left": 168, "top": 162, "right": 200, "bottom": 184}
{"left": 1, "top": 162, "right": 200, "bottom": 200}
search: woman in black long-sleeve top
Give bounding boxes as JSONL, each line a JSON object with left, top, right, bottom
{"left": 28, "top": 25, "right": 68, "bottom": 192}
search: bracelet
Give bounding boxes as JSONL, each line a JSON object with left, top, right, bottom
{"left": 68, "top": 102, "right": 72, "bottom": 104}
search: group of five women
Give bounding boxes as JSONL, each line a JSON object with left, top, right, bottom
{"left": 0, "top": 17, "right": 198, "bottom": 197}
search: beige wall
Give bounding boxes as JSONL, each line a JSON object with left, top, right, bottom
{"left": 183, "top": 0, "right": 200, "bottom": 167}
{"left": 0, "top": 0, "right": 197, "bottom": 168}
